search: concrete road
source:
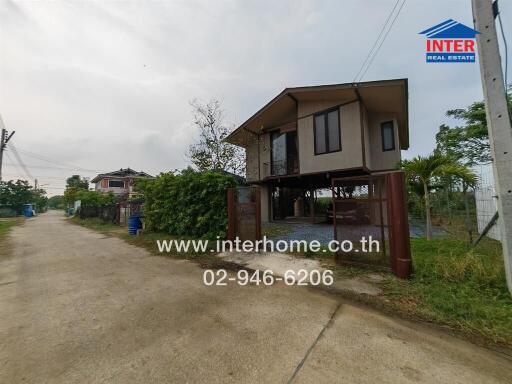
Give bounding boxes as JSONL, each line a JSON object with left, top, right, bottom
{"left": 1, "top": 211, "right": 511, "bottom": 383}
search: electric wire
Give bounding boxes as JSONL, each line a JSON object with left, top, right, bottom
{"left": 11, "top": 145, "right": 105, "bottom": 173}
{"left": 358, "top": 0, "right": 407, "bottom": 82}
{"left": 352, "top": 0, "right": 401, "bottom": 83}
{"left": 7, "top": 143, "right": 34, "bottom": 181}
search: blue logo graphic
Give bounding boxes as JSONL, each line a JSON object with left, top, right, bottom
{"left": 419, "top": 19, "right": 480, "bottom": 63}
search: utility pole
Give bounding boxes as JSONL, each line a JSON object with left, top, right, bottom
{"left": 472, "top": 0, "right": 512, "bottom": 295}
{"left": 0, "top": 114, "right": 16, "bottom": 182}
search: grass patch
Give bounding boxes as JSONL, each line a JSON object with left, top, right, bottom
{"left": 382, "top": 236, "right": 512, "bottom": 349}
{"left": 0, "top": 217, "right": 23, "bottom": 252}
{"left": 69, "top": 216, "right": 123, "bottom": 235}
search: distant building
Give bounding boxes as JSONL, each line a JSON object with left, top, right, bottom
{"left": 91, "top": 168, "right": 154, "bottom": 198}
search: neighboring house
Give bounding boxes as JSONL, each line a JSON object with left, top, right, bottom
{"left": 226, "top": 78, "right": 409, "bottom": 223}
{"left": 91, "top": 168, "right": 154, "bottom": 198}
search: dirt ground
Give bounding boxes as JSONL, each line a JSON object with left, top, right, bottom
{"left": 1, "top": 211, "right": 511, "bottom": 383}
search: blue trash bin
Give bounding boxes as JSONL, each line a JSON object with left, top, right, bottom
{"left": 23, "top": 204, "right": 33, "bottom": 218}
{"left": 128, "top": 215, "right": 142, "bottom": 235}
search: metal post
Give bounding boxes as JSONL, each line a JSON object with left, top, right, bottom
{"left": 472, "top": 0, "right": 512, "bottom": 294}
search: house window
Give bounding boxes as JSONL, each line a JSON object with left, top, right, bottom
{"left": 314, "top": 108, "right": 341, "bottom": 155}
{"left": 108, "top": 180, "right": 125, "bottom": 188}
{"left": 381, "top": 121, "right": 395, "bottom": 151}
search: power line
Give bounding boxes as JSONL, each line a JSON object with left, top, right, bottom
{"left": 4, "top": 152, "right": 23, "bottom": 175}
{"left": 352, "top": 0, "right": 401, "bottom": 83}
{"left": 2, "top": 162, "right": 100, "bottom": 173}
{"left": 12, "top": 145, "right": 104, "bottom": 173}
{"left": 355, "top": 0, "right": 407, "bottom": 82}
{"left": 7, "top": 143, "right": 34, "bottom": 181}
{"left": 2, "top": 174, "right": 68, "bottom": 181}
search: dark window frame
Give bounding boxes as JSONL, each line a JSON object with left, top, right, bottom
{"left": 313, "top": 107, "right": 342, "bottom": 155}
{"left": 380, "top": 120, "right": 396, "bottom": 152}
{"left": 108, "top": 179, "right": 125, "bottom": 188}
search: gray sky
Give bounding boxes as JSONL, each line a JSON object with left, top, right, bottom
{"left": 1, "top": 0, "right": 510, "bottom": 195}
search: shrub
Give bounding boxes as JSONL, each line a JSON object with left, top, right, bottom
{"left": 141, "top": 169, "right": 238, "bottom": 239}
{"left": 75, "top": 190, "right": 116, "bottom": 207}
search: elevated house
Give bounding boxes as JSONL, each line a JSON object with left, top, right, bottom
{"left": 226, "top": 78, "right": 409, "bottom": 223}
{"left": 91, "top": 168, "right": 154, "bottom": 198}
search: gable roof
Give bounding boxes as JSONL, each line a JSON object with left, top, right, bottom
{"left": 91, "top": 168, "right": 154, "bottom": 183}
{"left": 226, "top": 78, "right": 409, "bottom": 150}
{"left": 419, "top": 19, "right": 480, "bottom": 39}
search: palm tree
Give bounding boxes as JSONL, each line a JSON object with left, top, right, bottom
{"left": 401, "top": 153, "right": 477, "bottom": 240}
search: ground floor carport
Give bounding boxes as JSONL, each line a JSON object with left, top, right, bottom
{"left": 234, "top": 170, "right": 412, "bottom": 278}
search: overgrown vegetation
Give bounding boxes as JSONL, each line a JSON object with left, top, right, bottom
{"left": 401, "top": 153, "right": 476, "bottom": 240}
{"left": 75, "top": 189, "right": 116, "bottom": 208}
{"left": 382, "top": 236, "right": 512, "bottom": 348}
{"left": 139, "top": 169, "right": 238, "bottom": 239}
{"left": 0, "top": 179, "right": 48, "bottom": 216}
{"left": 63, "top": 175, "right": 89, "bottom": 207}
{"left": 47, "top": 195, "right": 65, "bottom": 210}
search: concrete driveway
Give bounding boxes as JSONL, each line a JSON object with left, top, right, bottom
{"left": 1, "top": 211, "right": 511, "bottom": 383}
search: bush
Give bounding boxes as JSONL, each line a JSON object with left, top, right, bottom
{"left": 75, "top": 190, "right": 116, "bottom": 208}
{"left": 141, "top": 169, "right": 238, "bottom": 239}
{"left": 0, "top": 207, "right": 18, "bottom": 217}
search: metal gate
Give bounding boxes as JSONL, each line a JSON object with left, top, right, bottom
{"left": 332, "top": 171, "right": 411, "bottom": 278}
{"left": 227, "top": 187, "right": 261, "bottom": 241}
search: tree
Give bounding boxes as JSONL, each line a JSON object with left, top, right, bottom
{"left": 187, "top": 99, "right": 245, "bottom": 175}
{"left": 0, "top": 179, "right": 48, "bottom": 214}
{"left": 32, "top": 188, "right": 48, "bottom": 213}
{"left": 64, "top": 175, "right": 89, "bottom": 206}
{"left": 401, "top": 153, "right": 476, "bottom": 240}
{"left": 48, "top": 195, "right": 65, "bottom": 210}
{"left": 0, "top": 180, "right": 33, "bottom": 213}
{"left": 435, "top": 85, "right": 511, "bottom": 166}
{"left": 66, "top": 175, "right": 89, "bottom": 189}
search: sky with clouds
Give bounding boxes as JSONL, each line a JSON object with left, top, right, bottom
{"left": 0, "top": 0, "right": 510, "bottom": 195}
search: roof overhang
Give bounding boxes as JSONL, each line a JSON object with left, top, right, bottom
{"left": 226, "top": 78, "right": 409, "bottom": 150}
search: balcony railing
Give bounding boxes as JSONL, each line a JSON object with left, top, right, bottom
{"left": 264, "top": 158, "right": 299, "bottom": 178}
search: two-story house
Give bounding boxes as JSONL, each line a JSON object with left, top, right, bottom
{"left": 226, "top": 78, "right": 409, "bottom": 223}
{"left": 91, "top": 168, "right": 154, "bottom": 198}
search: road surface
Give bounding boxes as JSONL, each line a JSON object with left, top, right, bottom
{"left": 1, "top": 211, "right": 511, "bottom": 383}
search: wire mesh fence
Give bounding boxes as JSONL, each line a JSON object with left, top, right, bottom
{"left": 474, "top": 164, "right": 501, "bottom": 241}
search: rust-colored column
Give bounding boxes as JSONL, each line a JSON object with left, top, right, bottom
{"left": 386, "top": 171, "right": 412, "bottom": 279}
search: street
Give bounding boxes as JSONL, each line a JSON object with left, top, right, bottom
{"left": 1, "top": 211, "right": 511, "bottom": 383}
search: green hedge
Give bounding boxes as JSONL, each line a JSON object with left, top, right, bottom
{"left": 75, "top": 190, "right": 116, "bottom": 207}
{"left": 141, "top": 169, "right": 238, "bottom": 239}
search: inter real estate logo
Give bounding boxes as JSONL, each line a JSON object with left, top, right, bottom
{"left": 419, "top": 19, "right": 480, "bottom": 63}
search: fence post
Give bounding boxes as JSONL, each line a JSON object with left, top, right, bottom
{"left": 386, "top": 171, "right": 412, "bottom": 279}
